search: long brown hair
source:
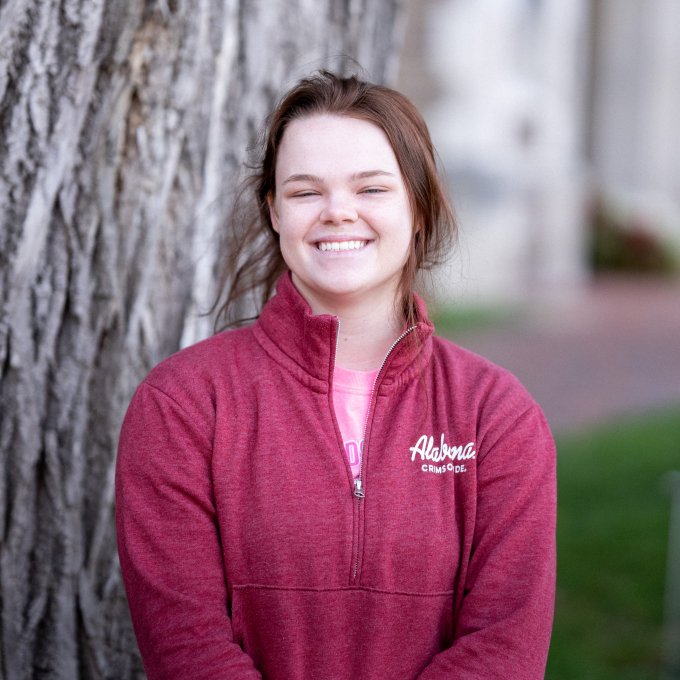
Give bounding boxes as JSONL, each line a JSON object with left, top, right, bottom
{"left": 213, "top": 71, "right": 456, "bottom": 331}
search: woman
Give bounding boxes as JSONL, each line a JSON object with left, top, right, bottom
{"left": 116, "top": 72, "right": 556, "bottom": 680}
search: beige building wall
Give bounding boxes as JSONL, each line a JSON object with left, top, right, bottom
{"left": 590, "top": 0, "right": 680, "bottom": 251}
{"left": 399, "top": 0, "right": 591, "bottom": 305}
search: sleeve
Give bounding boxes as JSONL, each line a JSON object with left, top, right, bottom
{"left": 417, "top": 404, "right": 557, "bottom": 680}
{"left": 115, "top": 382, "right": 262, "bottom": 680}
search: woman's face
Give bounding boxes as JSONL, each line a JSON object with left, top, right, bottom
{"left": 269, "top": 114, "right": 414, "bottom": 313}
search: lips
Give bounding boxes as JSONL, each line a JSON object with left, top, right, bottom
{"left": 316, "top": 240, "right": 368, "bottom": 251}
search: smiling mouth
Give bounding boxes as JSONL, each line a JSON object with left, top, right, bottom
{"left": 316, "top": 240, "right": 368, "bottom": 252}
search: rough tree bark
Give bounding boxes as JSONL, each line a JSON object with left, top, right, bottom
{"left": 0, "top": 0, "right": 404, "bottom": 677}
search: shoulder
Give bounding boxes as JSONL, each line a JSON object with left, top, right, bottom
{"left": 429, "top": 334, "right": 534, "bottom": 406}
{"left": 428, "top": 335, "right": 548, "bottom": 454}
{"left": 142, "top": 326, "right": 257, "bottom": 404}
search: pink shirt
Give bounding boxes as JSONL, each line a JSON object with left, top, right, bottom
{"left": 332, "top": 366, "right": 378, "bottom": 478}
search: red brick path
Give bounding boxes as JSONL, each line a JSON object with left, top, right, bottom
{"left": 441, "top": 276, "right": 680, "bottom": 432}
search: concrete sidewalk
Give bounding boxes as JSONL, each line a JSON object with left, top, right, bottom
{"left": 441, "top": 276, "right": 680, "bottom": 433}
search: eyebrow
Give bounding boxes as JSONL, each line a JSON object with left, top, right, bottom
{"left": 282, "top": 173, "right": 322, "bottom": 185}
{"left": 350, "top": 170, "right": 395, "bottom": 180}
{"left": 281, "top": 170, "right": 395, "bottom": 185}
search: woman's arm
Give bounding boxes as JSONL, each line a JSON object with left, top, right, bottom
{"left": 417, "top": 405, "right": 556, "bottom": 680}
{"left": 116, "top": 382, "right": 262, "bottom": 680}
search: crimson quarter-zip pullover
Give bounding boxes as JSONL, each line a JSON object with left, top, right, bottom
{"left": 116, "top": 272, "right": 556, "bottom": 680}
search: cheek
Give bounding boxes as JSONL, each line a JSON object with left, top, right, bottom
{"left": 277, "top": 231, "right": 300, "bottom": 262}
{"left": 273, "top": 212, "right": 296, "bottom": 243}
{"left": 277, "top": 203, "right": 316, "bottom": 237}
{"left": 275, "top": 213, "right": 310, "bottom": 268}
{"left": 277, "top": 238, "right": 302, "bottom": 277}
{"left": 398, "top": 236, "right": 414, "bottom": 268}
{"left": 387, "top": 206, "right": 415, "bottom": 251}
{"left": 393, "top": 221, "right": 415, "bottom": 268}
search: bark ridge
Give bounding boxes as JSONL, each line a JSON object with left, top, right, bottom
{"left": 0, "top": 0, "right": 404, "bottom": 676}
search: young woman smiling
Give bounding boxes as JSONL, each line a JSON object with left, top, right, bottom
{"left": 271, "top": 114, "right": 414, "bottom": 372}
{"left": 116, "top": 72, "right": 556, "bottom": 680}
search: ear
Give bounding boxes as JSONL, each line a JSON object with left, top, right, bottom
{"left": 268, "top": 193, "right": 280, "bottom": 234}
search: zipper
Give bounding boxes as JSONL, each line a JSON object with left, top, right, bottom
{"left": 351, "top": 324, "right": 418, "bottom": 580}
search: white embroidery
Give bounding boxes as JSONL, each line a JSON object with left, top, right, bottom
{"left": 409, "top": 434, "right": 475, "bottom": 473}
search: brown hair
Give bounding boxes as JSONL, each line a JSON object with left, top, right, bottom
{"left": 213, "top": 71, "right": 456, "bottom": 330}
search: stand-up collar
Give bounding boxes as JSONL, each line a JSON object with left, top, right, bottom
{"left": 254, "top": 272, "right": 435, "bottom": 389}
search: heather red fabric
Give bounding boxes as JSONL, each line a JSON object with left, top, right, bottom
{"left": 116, "top": 272, "right": 556, "bottom": 680}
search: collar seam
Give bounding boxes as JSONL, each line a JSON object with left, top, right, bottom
{"left": 252, "top": 323, "right": 329, "bottom": 394}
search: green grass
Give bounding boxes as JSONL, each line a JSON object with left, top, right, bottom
{"left": 428, "top": 303, "right": 521, "bottom": 336}
{"left": 546, "top": 405, "right": 680, "bottom": 680}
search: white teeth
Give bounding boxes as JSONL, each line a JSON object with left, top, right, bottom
{"left": 317, "top": 240, "right": 367, "bottom": 251}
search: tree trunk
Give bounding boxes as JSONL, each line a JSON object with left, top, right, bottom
{"left": 0, "top": 0, "right": 404, "bottom": 676}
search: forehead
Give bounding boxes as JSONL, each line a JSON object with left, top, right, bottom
{"left": 276, "top": 114, "right": 400, "bottom": 176}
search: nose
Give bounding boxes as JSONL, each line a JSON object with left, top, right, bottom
{"left": 319, "top": 192, "right": 358, "bottom": 225}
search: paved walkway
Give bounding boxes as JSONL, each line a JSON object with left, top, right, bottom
{"left": 442, "top": 276, "right": 680, "bottom": 432}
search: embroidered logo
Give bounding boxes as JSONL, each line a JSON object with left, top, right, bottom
{"left": 409, "top": 434, "right": 475, "bottom": 474}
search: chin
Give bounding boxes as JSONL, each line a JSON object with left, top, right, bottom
{"left": 317, "top": 273, "right": 374, "bottom": 295}
{"left": 293, "top": 269, "right": 396, "bottom": 308}
{"left": 316, "top": 283, "right": 366, "bottom": 300}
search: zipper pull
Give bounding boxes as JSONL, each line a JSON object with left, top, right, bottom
{"left": 354, "top": 479, "right": 365, "bottom": 498}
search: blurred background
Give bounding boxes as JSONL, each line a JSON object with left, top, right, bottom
{"left": 397, "top": 1, "right": 680, "bottom": 677}
{"left": 1, "top": 0, "right": 679, "bottom": 677}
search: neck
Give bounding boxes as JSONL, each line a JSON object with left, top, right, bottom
{"left": 291, "top": 274, "right": 405, "bottom": 371}
{"left": 334, "top": 304, "right": 405, "bottom": 371}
